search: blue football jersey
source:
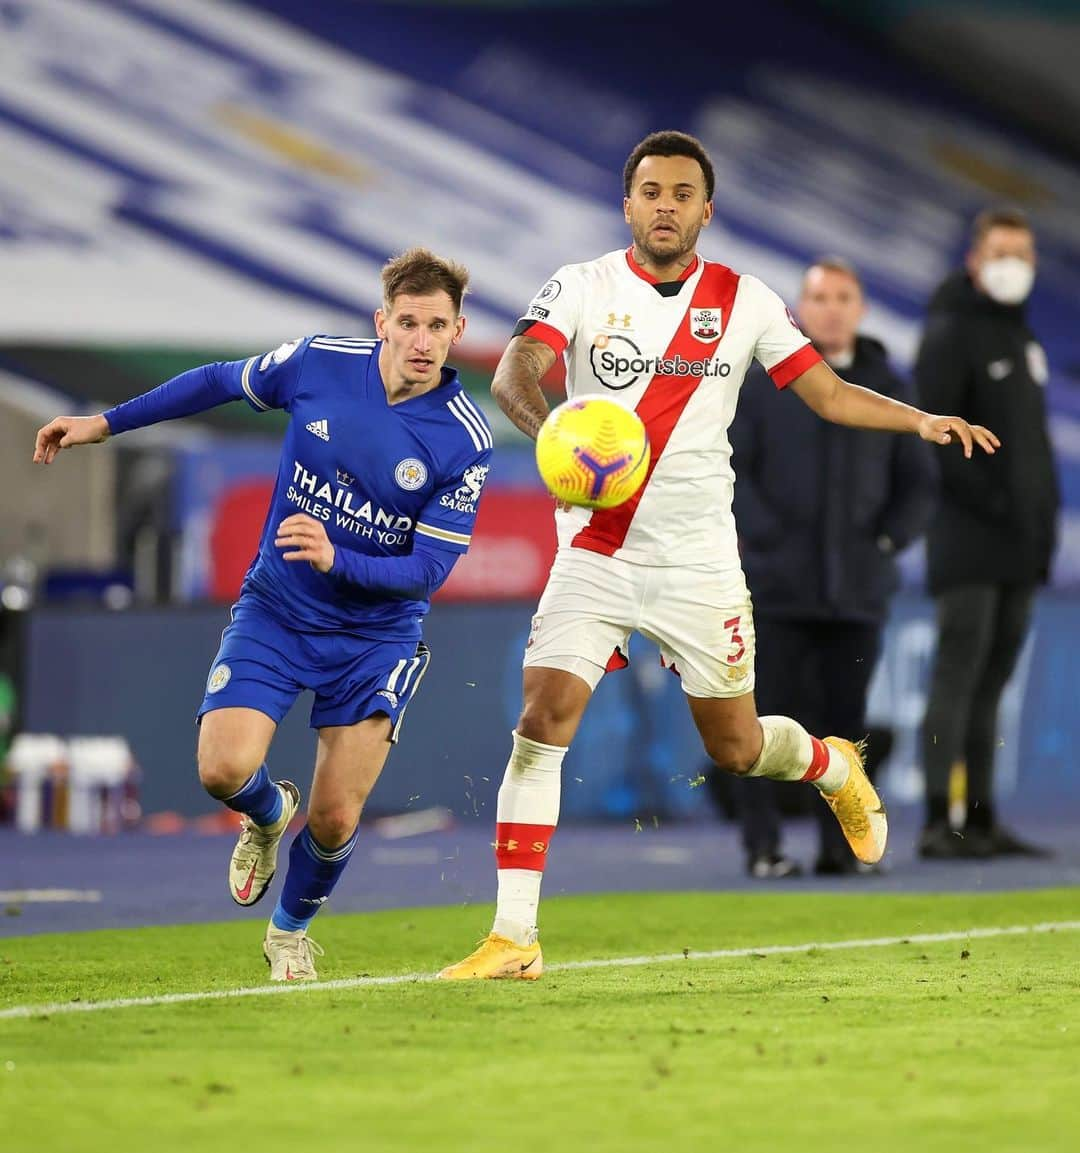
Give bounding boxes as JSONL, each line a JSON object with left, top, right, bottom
{"left": 219, "top": 335, "right": 493, "bottom": 639}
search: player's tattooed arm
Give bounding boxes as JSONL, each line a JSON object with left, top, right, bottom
{"left": 491, "top": 335, "right": 557, "bottom": 440}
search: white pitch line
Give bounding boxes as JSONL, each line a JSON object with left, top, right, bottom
{"left": 0, "top": 890, "right": 103, "bottom": 904}
{"left": 1, "top": 919, "right": 1077, "bottom": 1022}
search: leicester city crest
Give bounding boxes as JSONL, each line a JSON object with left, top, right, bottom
{"left": 395, "top": 458, "right": 428, "bottom": 491}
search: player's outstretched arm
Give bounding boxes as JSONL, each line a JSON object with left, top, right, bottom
{"left": 790, "top": 361, "right": 1000, "bottom": 458}
{"left": 34, "top": 414, "right": 111, "bottom": 464}
{"left": 39, "top": 352, "right": 296, "bottom": 465}
{"left": 491, "top": 335, "right": 557, "bottom": 440}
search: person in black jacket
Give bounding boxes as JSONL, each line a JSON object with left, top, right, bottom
{"left": 916, "top": 206, "right": 1058, "bottom": 859}
{"left": 715, "top": 257, "right": 935, "bottom": 876}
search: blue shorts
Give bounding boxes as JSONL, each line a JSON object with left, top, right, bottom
{"left": 197, "top": 597, "right": 431, "bottom": 740}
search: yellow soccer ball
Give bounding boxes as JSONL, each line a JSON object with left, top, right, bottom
{"left": 535, "top": 397, "right": 650, "bottom": 510}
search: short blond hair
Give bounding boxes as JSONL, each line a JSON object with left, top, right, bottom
{"left": 381, "top": 247, "right": 469, "bottom": 313}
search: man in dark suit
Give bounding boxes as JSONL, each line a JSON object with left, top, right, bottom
{"left": 916, "top": 207, "right": 1058, "bottom": 858}
{"left": 719, "top": 257, "right": 934, "bottom": 877}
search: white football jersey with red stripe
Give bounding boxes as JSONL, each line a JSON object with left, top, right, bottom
{"left": 520, "top": 248, "right": 822, "bottom": 567}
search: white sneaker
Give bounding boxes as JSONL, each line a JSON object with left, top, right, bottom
{"left": 263, "top": 924, "right": 324, "bottom": 982}
{"left": 228, "top": 781, "right": 301, "bottom": 906}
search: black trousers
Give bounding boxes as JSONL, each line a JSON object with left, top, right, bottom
{"left": 921, "top": 583, "right": 1034, "bottom": 829}
{"left": 731, "top": 616, "right": 882, "bottom": 863}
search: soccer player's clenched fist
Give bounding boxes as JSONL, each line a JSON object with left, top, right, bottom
{"left": 275, "top": 514, "right": 335, "bottom": 573}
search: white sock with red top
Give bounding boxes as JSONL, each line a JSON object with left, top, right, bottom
{"left": 491, "top": 730, "right": 565, "bottom": 946}
{"left": 745, "top": 715, "right": 850, "bottom": 794}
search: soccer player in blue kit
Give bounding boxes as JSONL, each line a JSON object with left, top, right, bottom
{"left": 33, "top": 249, "right": 492, "bottom": 981}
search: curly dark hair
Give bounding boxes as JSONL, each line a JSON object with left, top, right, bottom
{"left": 623, "top": 131, "right": 715, "bottom": 200}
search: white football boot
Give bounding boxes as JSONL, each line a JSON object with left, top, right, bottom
{"left": 263, "top": 924, "right": 324, "bottom": 982}
{"left": 228, "top": 781, "right": 301, "bottom": 906}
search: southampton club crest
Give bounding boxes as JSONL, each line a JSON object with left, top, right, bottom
{"left": 690, "top": 308, "right": 722, "bottom": 343}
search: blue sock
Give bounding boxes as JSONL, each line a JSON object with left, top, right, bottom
{"left": 271, "top": 823, "right": 358, "bottom": 932}
{"left": 221, "top": 764, "right": 283, "bottom": 826}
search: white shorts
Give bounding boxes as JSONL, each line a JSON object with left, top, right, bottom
{"left": 522, "top": 548, "right": 756, "bottom": 698}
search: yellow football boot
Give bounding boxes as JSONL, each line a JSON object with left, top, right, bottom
{"left": 437, "top": 933, "right": 543, "bottom": 980}
{"left": 821, "top": 737, "right": 888, "bottom": 864}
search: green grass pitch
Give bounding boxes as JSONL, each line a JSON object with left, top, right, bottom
{"left": 2, "top": 889, "right": 1078, "bottom": 1153}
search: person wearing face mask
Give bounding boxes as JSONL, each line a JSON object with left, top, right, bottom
{"left": 916, "top": 206, "right": 1059, "bottom": 859}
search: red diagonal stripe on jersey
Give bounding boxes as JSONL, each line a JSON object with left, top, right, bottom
{"left": 572, "top": 262, "right": 740, "bottom": 557}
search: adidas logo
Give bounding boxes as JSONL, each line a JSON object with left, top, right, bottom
{"left": 306, "top": 418, "right": 330, "bottom": 441}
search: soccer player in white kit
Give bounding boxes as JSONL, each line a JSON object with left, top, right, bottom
{"left": 439, "top": 131, "right": 999, "bottom": 980}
